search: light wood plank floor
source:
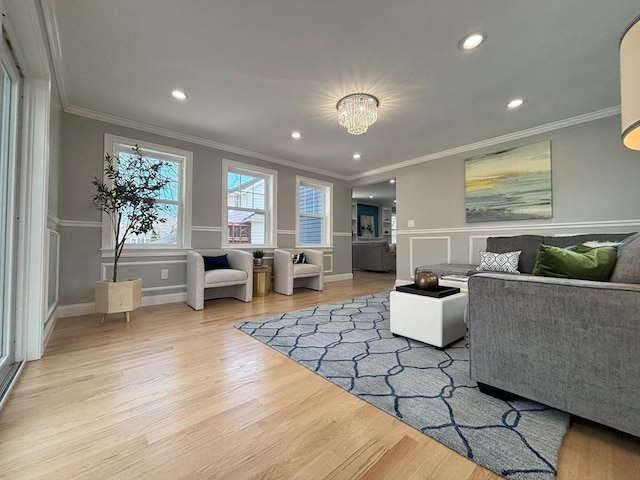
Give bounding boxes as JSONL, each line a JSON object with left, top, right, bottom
{"left": 1, "top": 271, "right": 638, "bottom": 479}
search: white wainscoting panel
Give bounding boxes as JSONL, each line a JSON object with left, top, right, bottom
{"left": 324, "top": 253, "right": 333, "bottom": 274}
{"left": 408, "top": 236, "right": 451, "bottom": 278}
{"left": 469, "top": 236, "right": 489, "bottom": 264}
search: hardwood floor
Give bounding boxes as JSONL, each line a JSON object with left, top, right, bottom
{"left": 1, "top": 271, "right": 638, "bottom": 479}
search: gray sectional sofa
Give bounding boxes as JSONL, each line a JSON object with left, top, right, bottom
{"left": 420, "top": 231, "right": 640, "bottom": 437}
{"left": 352, "top": 238, "right": 396, "bottom": 272}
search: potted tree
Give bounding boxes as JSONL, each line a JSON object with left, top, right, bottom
{"left": 92, "top": 145, "right": 171, "bottom": 324}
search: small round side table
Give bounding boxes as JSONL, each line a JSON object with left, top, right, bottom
{"left": 253, "top": 265, "right": 272, "bottom": 297}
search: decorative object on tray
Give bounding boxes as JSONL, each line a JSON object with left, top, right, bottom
{"left": 252, "top": 249, "right": 264, "bottom": 266}
{"left": 414, "top": 269, "right": 438, "bottom": 289}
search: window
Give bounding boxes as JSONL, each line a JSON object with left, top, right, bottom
{"left": 102, "top": 135, "right": 192, "bottom": 253}
{"left": 223, "top": 160, "right": 276, "bottom": 247}
{"left": 296, "top": 176, "right": 332, "bottom": 247}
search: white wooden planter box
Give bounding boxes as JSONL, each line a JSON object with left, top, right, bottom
{"left": 95, "top": 278, "right": 142, "bottom": 323}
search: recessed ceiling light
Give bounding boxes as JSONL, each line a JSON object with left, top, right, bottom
{"left": 507, "top": 98, "right": 525, "bottom": 109}
{"left": 369, "top": 195, "right": 374, "bottom": 199}
{"left": 353, "top": 153, "right": 361, "bottom": 160}
{"left": 171, "top": 90, "right": 187, "bottom": 100}
{"left": 291, "top": 131, "right": 302, "bottom": 139}
{"left": 459, "top": 32, "right": 486, "bottom": 50}
{"left": 389, "top": 179, "right": 396, "bottom": 184}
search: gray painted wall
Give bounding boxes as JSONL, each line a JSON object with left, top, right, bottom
{"left": 350, "top": 115, "right": 640, "bottom": 280}
{"left": 58, "top": 113, "right": 352, "bottom": 306}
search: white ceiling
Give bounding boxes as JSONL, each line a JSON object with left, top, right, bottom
{"left": 352, "top": 180, "right": 396, "bottom": 208}
{"left": 43, "top": 0, "right": 639, "bottom": 179}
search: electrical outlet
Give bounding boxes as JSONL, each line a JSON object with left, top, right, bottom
{"left": 407, "top": 219, "right": 415, "bottom": 227}
{"left": 161, "top": 269, "right": 168, "bottom": 279}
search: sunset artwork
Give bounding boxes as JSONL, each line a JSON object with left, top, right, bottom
{"left": 465, "top": 141, "right": 552, "bottom": 223}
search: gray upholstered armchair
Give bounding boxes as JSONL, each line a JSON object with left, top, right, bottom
{"left": 187, "top": 249, "right": 253, "bottom": 310}
{"left": 273, "top": 249, "right": 324, "bottom": 296}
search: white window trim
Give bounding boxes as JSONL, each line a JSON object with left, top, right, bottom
{"left": 222, "top": 159, "right": 277, "bottom": 248}
{"left": 296, "top": 176, "right": 333, "bottom": 248}
{"left": 100, "top": 134, "right": 193, "bottom": 257}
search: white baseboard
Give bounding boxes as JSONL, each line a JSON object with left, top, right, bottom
{"left": 58, "top": 291, "right": 188, "bottom": 318}
{"left": 43, "top": 310, "right": 58, "bottom": 347}
{"left": 58, "top": 302, "right": 95, "bottom": 318}
{"left": 325, "top": 273, "right": 353, "bottom": 283}
{"left": 142, "top": 292, "right": 187, "bottom": 306}
{"left": 58, "top": 276, "right": 355, "bottom": 318}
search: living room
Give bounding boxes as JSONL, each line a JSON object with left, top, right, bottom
{"left": 1, "top": 1, "right": 639, "bottom": 479}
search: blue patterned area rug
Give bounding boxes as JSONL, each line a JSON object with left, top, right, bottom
{"left": 235, "top": 293, "right": 569, "bottom": 480}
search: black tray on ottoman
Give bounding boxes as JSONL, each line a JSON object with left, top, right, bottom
{"left": 396, "top": 284, "right": 461, "bottom": 298}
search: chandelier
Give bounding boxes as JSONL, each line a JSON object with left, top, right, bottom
{"left": 336, "top": 93, "right": 379, "bottom": 135}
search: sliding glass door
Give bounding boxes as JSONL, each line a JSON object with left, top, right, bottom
{"left": 0, "top": 34, "right": 21, "bottom": 401}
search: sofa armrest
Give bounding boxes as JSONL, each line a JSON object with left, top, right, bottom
{"left": 187, "top": 250, "right": 205, "bottom": 309}
{"left": 468, "top": 272, "right": 640, "bottom": 437}
{"left": 226, "top": 249, "right": 253, "bottom": 276}
{"left": 303, "top": 249, "right": 323, "bottom": 268}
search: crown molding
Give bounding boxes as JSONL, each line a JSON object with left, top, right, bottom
{"left": 348, "top": 106, "right": 621, "bottom": 181}
{"left": 64, "top": 104, "right": 350, "bottom": 181}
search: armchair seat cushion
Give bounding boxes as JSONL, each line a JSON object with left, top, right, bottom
{"left": 293, "top": 263, "right": 321, "bottom": 277}
{"left": 204, "top": 268, "right": 248, "bottom": 286}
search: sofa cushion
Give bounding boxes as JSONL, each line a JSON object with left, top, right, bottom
{"left": 203, "top": 254, "right": 231, "bottom": 271}
{"left": 532, "top": 244, "right": 618, "bottom": 281}
{"left": 610, "top": 234, "right": 640, "bottom": 284}
{"left": 293, "top": 263, "right": 321, "bottom": 277}
{"left": 416, "top": 264, "right": 477, "bottom": 278}
{"left": 204, "top": 268, "right": 247, "bottom": 285}
{"left": 542, "top": 233, "right": 632, "bottom": 249}
{"left": 292, "top": 252, "right": 306, "bottom": 264}
{"left": 477, "top": 250, "right": 521, "bottom": 273}
{"left": 485, "top": 235, "right": 543, "bottom": 274}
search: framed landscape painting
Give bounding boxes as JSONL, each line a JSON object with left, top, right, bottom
{"left": 465, "top": 141, "right": 552, "bottom": 223}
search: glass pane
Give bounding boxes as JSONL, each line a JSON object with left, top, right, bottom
{"left": 227, "top": 171, "right": 265, "bottom": 209}
{"left": 299, "top": 185, "right": 322, "bottom": 215}
{"left": 122, "top": 203, "right": 178, "bottom": 245}
{"left": 159, "top": 161, "right": 179, "bottom": 201}
{"left": 118, "top": 153, "right": 179, "bottom": 201}
{"left": 299, "top": 216, "right": 322, "bottom": 244}
{"left": 227, "top": 209, "right": 265, "bottom": 244}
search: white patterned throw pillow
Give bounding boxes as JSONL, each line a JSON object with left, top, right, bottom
{"left": 476, "top": 250, "right": 521, "bottom": 274}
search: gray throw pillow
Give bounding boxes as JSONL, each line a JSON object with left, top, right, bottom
{"left": 610, "top": 235, "right": 640, "bottom": 284}
{"left": 476, "top": 250, "right": 521, "bottom": 274}
{"left": 485, "top": 235, "right": 543, "bottom": 274}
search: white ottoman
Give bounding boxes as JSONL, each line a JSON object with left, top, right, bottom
{"left": 389, "top": 290, "right": 467, "bottom": 348}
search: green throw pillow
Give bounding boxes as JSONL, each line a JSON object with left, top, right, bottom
{"left": 532, "top": 244, "right": 618, "bottom": 281}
